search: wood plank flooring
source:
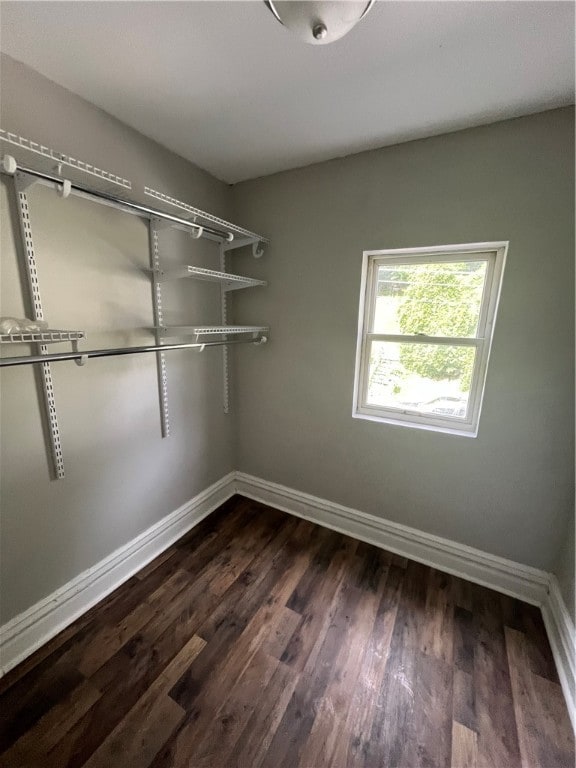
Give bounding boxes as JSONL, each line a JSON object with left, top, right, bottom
{"left": 0, "top": 495, "right": 573, "bottom": 768}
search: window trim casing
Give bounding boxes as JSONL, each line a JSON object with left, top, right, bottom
{"left": 352, "top": 242, "right": 508, "bottom": 438}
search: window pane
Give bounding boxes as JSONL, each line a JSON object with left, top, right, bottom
{"left": 366, "top": 340, "right": 476, "bottom": 418}
{"left": 373, "top": 260, "right": 488, "bottom": 337}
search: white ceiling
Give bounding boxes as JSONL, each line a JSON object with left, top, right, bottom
{"left": 1, "top": 1, "right": 574, "bottom": 183}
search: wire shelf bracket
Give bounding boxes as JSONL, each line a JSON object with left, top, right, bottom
{"left": 222, "top": 237, "right": 266, "bottom": 258}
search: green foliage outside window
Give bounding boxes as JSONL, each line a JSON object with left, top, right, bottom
{"left": 379, "top": 263, "right": 484, "bottom": 391}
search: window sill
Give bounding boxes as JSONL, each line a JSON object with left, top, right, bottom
{"left": 352, "top": 410, "right": 478, "bottom": 438}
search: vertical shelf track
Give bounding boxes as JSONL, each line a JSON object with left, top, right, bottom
{"left": 219, "top": 243, "right": 230, "bottom": 414}
{"left": 149, "top": 218, "right": 170, "bottom": 437}
{"left": 14, "top": 172, "right": 65, "bottom": 478}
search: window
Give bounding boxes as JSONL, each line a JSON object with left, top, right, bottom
{"left": 352, "top": 242, "right": 508, "bottom": 437}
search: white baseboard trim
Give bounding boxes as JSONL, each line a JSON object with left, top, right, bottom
{"left": 0, "top": 472, "right": 236, "bottom": 677}
{"left": 542, "top": 576, "right": 576, "bottom": 731}
{"left": 234, "top": 472, "right": 550, "bottom": 605}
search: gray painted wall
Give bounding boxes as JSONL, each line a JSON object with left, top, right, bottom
{"left": 231, "top": 108, "right": 575, "bottom": 573}
{"left": 0, "top": 56, "right": 235, "bottom": 623}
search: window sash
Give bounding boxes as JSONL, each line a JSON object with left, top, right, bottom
{"left": 366, "top": 252, "right": 496, "bottom": 341}
{"left": 358, "top": 337, "right": 485, "bottom": 427}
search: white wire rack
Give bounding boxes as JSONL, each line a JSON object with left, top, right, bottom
{"left": 158, "top": 265, "right": 266, "bottom": 291}
{"left": 0, "top": 141, "right": 270, "bottom": 474}
{"left": 0, "top": 129, "right": 132, "bottom": 189}
{"left": 0, "top": 330, "right": 85, "bottom": 344}
{"left": 144, "top": 187, "right": 268, "bottom": 244}
{"left": 157, "top": 325, "right": 268, "bottom": 338}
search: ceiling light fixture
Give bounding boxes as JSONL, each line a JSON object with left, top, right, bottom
{"left": 264, "top": 1, "right": 374, "bottom": 45}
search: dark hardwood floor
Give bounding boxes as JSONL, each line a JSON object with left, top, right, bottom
{"left": 0, "top": 496, "right": 573, "bottom": 768}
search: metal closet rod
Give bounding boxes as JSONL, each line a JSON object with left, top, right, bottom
{"left": 4, "top": 162, "right": 234, "bottom": 242}
{"left": 0, "top": 336, "right": 267, "bottom": 368}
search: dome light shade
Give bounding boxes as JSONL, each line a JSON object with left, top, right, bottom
{"left": 264, "top": 1, "right": 374, "bottom": 45}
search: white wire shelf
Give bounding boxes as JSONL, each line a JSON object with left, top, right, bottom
{"left": 0, "top": 330, "right": 86, "bottom": 344}
{"left": 0, "top": 129, "right": 132, "bottom": 189}
{"left": 158, "top": 265, "right": 266, "bottom": 291}
{"left": 157, "top": 325, "right": 268, "bottom": 339}
{"left": 144, "top": 186, "right": 269, "bottom": 244}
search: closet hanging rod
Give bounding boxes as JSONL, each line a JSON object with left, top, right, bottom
{"left": 0, "top": 336, "right": 267, "bottom": 368}
{"left": 1, "top": 161, "right": 234, "bottom": 242}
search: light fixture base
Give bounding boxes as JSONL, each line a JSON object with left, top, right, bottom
{"left": 264, "top": 1, "right": 374, "bottom": 45}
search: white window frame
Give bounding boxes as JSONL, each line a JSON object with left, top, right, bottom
{"left": 352, "top": 242, "right": 508, "bottom": 437}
